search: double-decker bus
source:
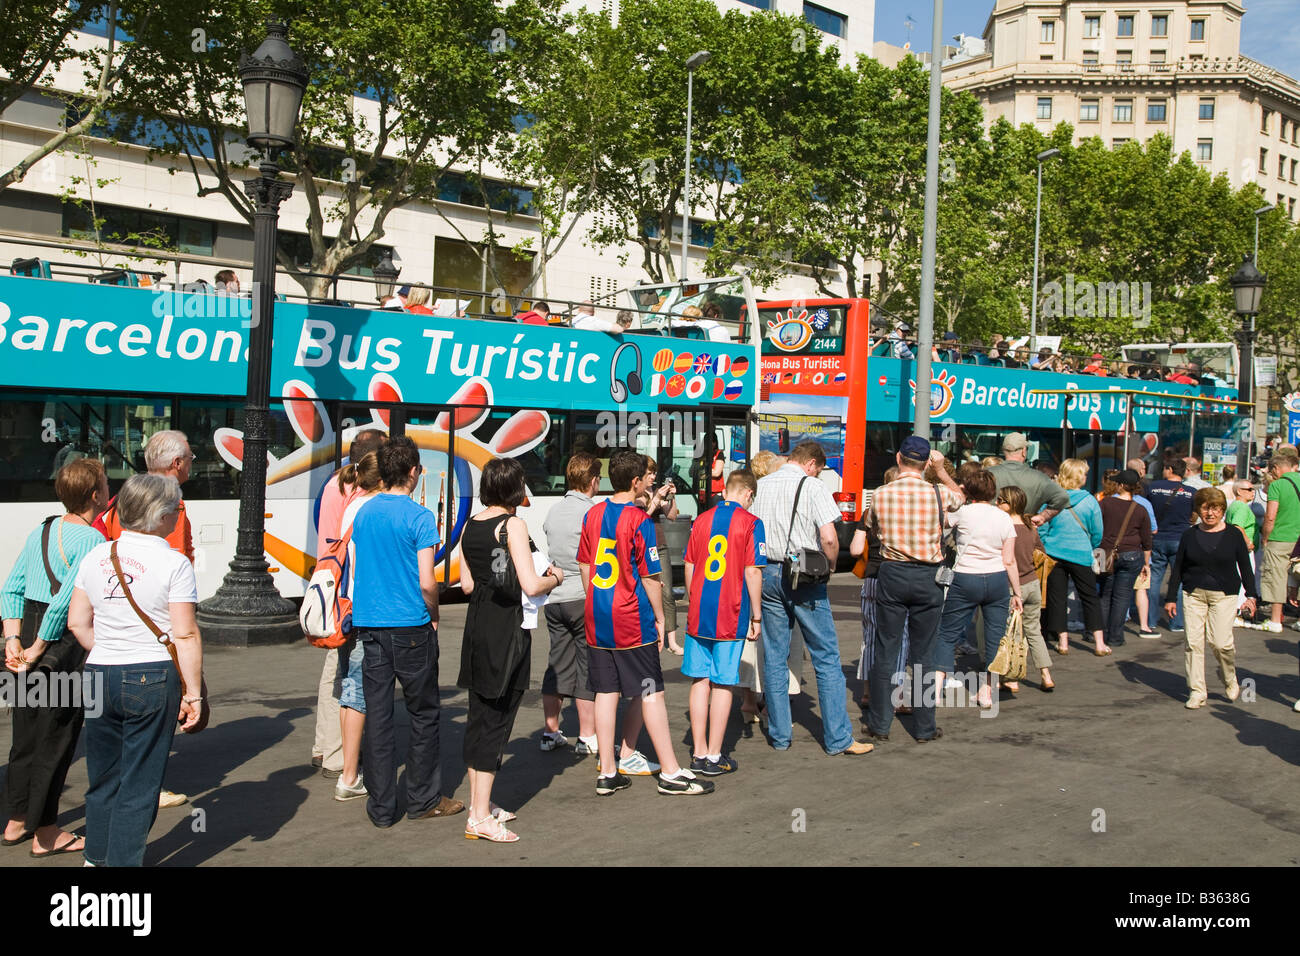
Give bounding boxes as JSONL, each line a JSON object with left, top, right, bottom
{"left": 754, "top": 297, "right": 1243, "bottom": 553}
{"left": 0, "top": 264, "right": 758, "bottom": 600}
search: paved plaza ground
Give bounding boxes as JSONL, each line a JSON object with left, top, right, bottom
{"left": 4, "top": 573, "right": 1299, "bottom": 867}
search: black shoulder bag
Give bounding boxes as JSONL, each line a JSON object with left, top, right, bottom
{"left": 781, "top": 478, "right": 833, "bottom": 590}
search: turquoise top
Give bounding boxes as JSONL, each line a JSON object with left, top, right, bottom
{"left": 1, "top": 518, "right": 104, "bottom": 642}
{"left": 1037, "top": 488, "right": 1103, "bottom": 565}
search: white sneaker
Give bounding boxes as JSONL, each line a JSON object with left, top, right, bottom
{"left": 158, "top": 789, "right": 188, "bottom": 809}
{"left": 1289, "top": 621, "right": 1300, "bottom": 632}
{"left": 574, "top": 735, "right": 598, "bottom": 756}
{"left": 334, "top": 773, "right": 367, "bottom": 801}
{"left": 1294, "top": 699, "right": 1300, "bottom": 713}
{"left": 1225, "top": 681, "right": 1241, "bottom": 702}
{"left": 1261, "top": 621, "right": 1283, "bottom": 633}
{"left": 1185, "top": 695, "right": 1207, "bottom": 710}
{"left": 540, "top": 731, "right": 569, "bottom": 752}
{"left": 617, "top": 750, "right": 661, "bottom": 776}
{"left": 943, "top": 677, "right": 965, "bottom": 691}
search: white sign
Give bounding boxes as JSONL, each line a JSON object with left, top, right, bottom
{"left": 1255, "top": 355, "right": 1277, "bottom": 388}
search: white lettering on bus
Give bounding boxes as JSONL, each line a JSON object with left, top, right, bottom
{"left": 296, "top": 319, "right": 335, "bottom": 367}
{"left": 423, "top": 329, "right": 453, "bottom": 373}
{"left": 53, "top": 317, "right": 88, "bottom": 352}
{"left": 373, "top": 338, "right": 400, "bottom": 372}
{"left": 119, "top": 324, "right": 150, "bottom": 357}
{"left": 86, "top": 321, "right": 116, "bottom": 355}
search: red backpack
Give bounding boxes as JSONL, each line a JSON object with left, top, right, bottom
{"left": 299, "top": 527, "right": 353, "bottom": 648}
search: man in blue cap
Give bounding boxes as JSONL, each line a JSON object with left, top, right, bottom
{"left": 865, "top": 435, "right": 964, "bottom": 742}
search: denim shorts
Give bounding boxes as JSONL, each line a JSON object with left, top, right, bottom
{"left": 336, "top": 636, "right": 366, "bottom": 714}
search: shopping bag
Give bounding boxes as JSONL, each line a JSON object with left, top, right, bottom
{"left": 989, "top": 609, "right": 1028, "bottom": 681}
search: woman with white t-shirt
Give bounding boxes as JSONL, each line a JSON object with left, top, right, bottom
{"left": 332, "top": 451, "right": 382, "bottom": 802}
{"left": 67, "top": 474, "right": 203, "bottom": 867}
{"left": 933, "top": 466, "right": 1023, "bottom": 710}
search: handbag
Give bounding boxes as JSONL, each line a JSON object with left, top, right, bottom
{"left": 851, "top": 521, "right": 882, "bottom": 580}
{"left": 109, "top": 542, "right": 210, "bottom": 734}
{"left": 989, "top": 609, "right": 1028, "bottom": 681}
{"left": 1100, "top": 500, "right": 1139, "bottom": 575}
{"left": 1032, "top": 547, "right": 1056, "bottom": 592}
{"left": 935, "top": 485, "right": 960, "bottom": 587}
{"left": 781, "top": 478, "right": 833, "bottom": 590}
{"left": 21, "top": 517, "right": 89, "bottom": 673}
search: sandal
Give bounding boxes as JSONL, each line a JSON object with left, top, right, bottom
{"left": 465, "top": 815, "right": 520, "bottom": 843}
{"left": 490, "top": 805, "right": 517, "bottom": 824}
{"left": 2, "top": 830, "right": 34, "bottom": 847}
{"left": 1094, "top": 646, "right": 1113, "bottom": 657}
{"left": 30, "top": 833, "right": 84, "bottom": 859}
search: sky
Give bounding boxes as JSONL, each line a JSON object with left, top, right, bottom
{"left": 874, "top": 0, "right": 1300, "bottom": 80}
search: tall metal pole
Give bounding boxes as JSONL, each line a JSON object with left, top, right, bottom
{"left": 197, "top": 160, "right": 299, "bottom": 645}
{"left": 681, "top": 68, "right": 694, "bottom": 285}
{"left": 1030, "top": 162, "right": 1044, "bottom": 354}
{"left": 913, "top": 0, "right": 943, "bottom": 438}
{"left": 1236, "top": 312, "right": 1255, "bottom": 477}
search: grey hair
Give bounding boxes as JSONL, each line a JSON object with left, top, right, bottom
{"left": 144, "top": 430, "right": 190, "bottom": 473}
{"left": 1233, "top": 479, "right": 1254, "bottom": 495}
{"left": 116, "top": 473, "right": 182, "bottom": 533}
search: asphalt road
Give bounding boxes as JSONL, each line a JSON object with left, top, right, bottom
{"left": 4, "top": 573, "right": 1300, "bottom": 867}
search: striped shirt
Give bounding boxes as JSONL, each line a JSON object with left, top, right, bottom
{"left": 752, "top": 464, "right": 841, "bottom": 558}
{"left": 870, "top": 474, "right": 963, "bottom": 564}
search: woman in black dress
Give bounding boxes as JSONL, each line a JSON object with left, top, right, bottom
{"left": 458, "top": 457, "right": 563, "bottom": 843}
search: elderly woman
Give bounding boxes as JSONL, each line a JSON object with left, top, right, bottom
{"left": 1038, "top": 458, "right": 1107, "bottom": 656}
{"left": 1165, "top": 488, "right": 1258, "bottom": 708}
{"left": 67, "top": 473, "right": 204, "bottom": 867}
{"left": 1, "top": 459, "right": 109, "bottom": 858}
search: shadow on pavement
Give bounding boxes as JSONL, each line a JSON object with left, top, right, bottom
{"left": 1114, "top": 659, "right": 1187, "bottom": 702}
{"left": 1212, "top": 703, "right": 1300, "bottom": 768}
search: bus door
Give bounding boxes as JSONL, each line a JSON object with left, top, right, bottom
{"left": 1064, "top": 425, "right": 1124, "bottom": 493}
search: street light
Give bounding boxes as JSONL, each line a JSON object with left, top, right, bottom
{"left": 373, "top": 248, "right": 400, "bottom": 302}
{"left": 197, "top": 19, "right": 307, "bottom": 646}
{"left": 913, "top": 0, "right": 944, "bottom": 437}
{"left": 680, "top": 49, "right": 710, "bottom": 285}
{"left": 1029, "top": 147, "right": 1062, "bottom": 355}
{"left": 1230, "top": 254, "right": 1266, "bottom": 477}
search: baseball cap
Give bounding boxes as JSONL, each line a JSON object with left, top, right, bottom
{"left": 1091, "top": 352, "right": 1104, "bottom": 360}
{"left": 943, "top": 331, "right": 959, "bottom": 341}
{"left": 1118, "top": 468, "right": 1141, "bottom": 486}
{"left": 398, "top": 284, "right": 412, "bottom": 296}
{"left": 899, "top": 435, "right": 931, "bottom": 460}
{"left": 1001, "top": 432, "right": 1028, "bottom": 454}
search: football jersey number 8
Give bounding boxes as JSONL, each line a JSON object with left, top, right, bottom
{"left": 704, "top": 534, "right": 728, "bottom": 581}
{"left": 592, "top": 537, "right": 620, "bottom": 589}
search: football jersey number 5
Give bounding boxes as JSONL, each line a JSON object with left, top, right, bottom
{"left": 704, "top": 534, "right": 728, "bottom": 581}
{"left": 592, "top": 537, "right": 620, "bottom": 589}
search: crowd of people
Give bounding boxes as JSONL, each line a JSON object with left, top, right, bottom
{"left": 5, "top": 422, "right": 1300, "bottom": 862}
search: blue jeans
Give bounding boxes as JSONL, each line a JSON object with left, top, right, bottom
{"left": 1100, "top": 551, "right": 1144, "bottom": 646}
{"left": 760, "top": 565, "right": 854, "bottom": 753}
{"left": 336, "top": 636, "right": 366, "bottom": 714}
{"left": 935, "top": 571, "right": 1012, "bottom": 673}
{"left": 1149, "top": 537, "right": 1185, "bottom": 629}
{"left": 869, "top": 561, "right": 945, "bottom": 740}
{"left": 83, "top": 661, "right": 181, "bottom": 867}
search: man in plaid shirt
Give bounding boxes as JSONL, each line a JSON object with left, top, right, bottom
{"left": 866, "top": 435, "right": 964, "bottom": 743}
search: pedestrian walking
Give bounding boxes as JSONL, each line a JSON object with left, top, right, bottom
{"left": 1164, "top": 488, "right": 1257, "bottom": 708}
{"left": 1260, "top": 446, "right": 1300, "bottom": 634}
{"left": 864, "top": 437, "right": 964, "bottom": 743}
{"left": 996, "top": 485, "right": 1055, "bottom": 691}
{"left": 1038, "top": 459, "right": 1108, "bottom": 655}
{"left": 67, "top": 474, "right": 204, "bottom": 866}
{"left": 683, "top": 469, "right": 766, "bottom": 775}
{"left": 310, "top": 428, "right": 387, "bottom": 781}
{"left": 351, "top": 436, "right": 463, "bottom": 827}
{"left": 752, "top": 442, "right": 873, "bottom": 755}
{"left": 1147, "top": 458, "right": 1197, "bottom": 632}
{"left": 458, "top": 457, "right": 563, "bottom": 842}
{"left": 1098, "top": 469, "right": 1152, "bottom": 649}
{"left": 1, "top": 459, "right": 108, "bottom": 858}
{"left": 540, "top": 452, "right": 601, "bottom": 756}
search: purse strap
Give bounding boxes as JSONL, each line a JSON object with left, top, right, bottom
{"left": 109, "top": 542, "right": 182, "bottom": 679}
{"left": 783, "top": 477, "right": 809, "bottom": 557}
{"left": 39, "top": 516, "right": 62, "bottom": 595}
{"left": 1109, "top": 499, "right": 1139, "bottom": 560}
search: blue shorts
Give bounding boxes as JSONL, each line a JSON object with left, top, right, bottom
{"left": 336, "top": 636, "right": 366, "bottom": 714}
{"left": 681, "top": 635, "right": 745, "bottom": 686}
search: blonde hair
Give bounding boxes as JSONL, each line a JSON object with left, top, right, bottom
{"left": 750, "top": 450, "right": 783, "bottom": 478}
{"left": 406, "top": 287, "right": 431, "bottom": 307}
{"left": 1057, "top": 458, "right": 1088, "bottom": 490}
{"left": 680, "top": 305, "right": 703, "bottom": 321}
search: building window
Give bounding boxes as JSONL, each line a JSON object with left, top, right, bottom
{"left": 61, "top": 200, "right": 214, "bottom": 257}
{"left": 1280, "top": 156, "right": 1287, "bottom": 180}
{"left": 1291, "top": 158, "right": 1297, "bottom": 182}
{"left": 737, "top": 0, "right": 772, "bottom": 7}
{"left": 1041, "top": 19, "right": 1056, "bottom": 42}
{"left": 1151, "top": 50, "right": 1167, "bottom": 66}
{"left": 1080, "top": 98, "right": 1100, "bottom": 122}
{"left": 1117, "top": 15, "right": 1134, "bottom": 37}
{"left": 1084, "top": 15, "right": 1101, "bottom": 38}
{"left": 1041, "top": 54, "right": 1054, "bottom": 61}
{"left": 1148, "top": 99, "right": 1167, "bottom": 122}
{"left": 1196, "top": 139, "right": 1213, "bottom": 162}
{"left": 1290, "top": 197, "right": 1296, "bottom": 219}
{"left": 1114, "top": 99, "right": 1133, "bottom": 122}
{"left": 1284, "top": 119, "right": 1291, "bottom": 142}
{"left": 1151, "top": 14, "right": 1168, "bottom": 37}
{"left": 1260, "top": 148, "right": 1268, "bottom": 173}
{"left": 1037, "top": 97, "right": 1053, "bottom": 120}
{"left": 1113, "top": 138, "right": 1130, "bottom": 148}
{"left": 1117, "top": 50, "right": 1133, "bottom": 69}
{"left": 1190, "top": 18, "right": 1205, "bottom": 41}
{"left": 1262, "top": 109, "right": 1272, "bottom": 135}
{"left": 803, "top": 2, "right": 846, "bottom": 38}
{"left": 1279, "top": 192, "right": 1287, "bottom": 208}
{"left": 1199, "top": 97, "right": 1215, "bottom": 120}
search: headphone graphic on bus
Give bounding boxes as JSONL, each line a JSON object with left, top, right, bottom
{"left": 610, "top": 342, "right": 642, "bottom": 403}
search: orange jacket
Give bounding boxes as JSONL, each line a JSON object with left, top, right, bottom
{"left": 93, "top": 495, "right": 195, "bottom": 564}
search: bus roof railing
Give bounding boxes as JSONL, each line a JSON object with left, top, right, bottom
{"left": 1029, "top": 388, "right": 1252, "bottom": 409}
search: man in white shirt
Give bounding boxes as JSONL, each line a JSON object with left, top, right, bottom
{"left": 750, "top": 441, "right": 872, "bottom": 757}
{"left": 1183, "top": 457, "right": 1211, "bottom": 490}
{"left": 572, "top": 303, "right": 631, "bottom": 333}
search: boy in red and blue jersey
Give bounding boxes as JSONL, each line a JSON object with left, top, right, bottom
{"left": 578, "top": 448, "right": 713, "bottom": 797}
{"left": 683, "top": 470, "right": 766, "bottom": 775}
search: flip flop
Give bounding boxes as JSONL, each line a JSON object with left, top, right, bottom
{"left": 2, "top": 831, "right": 33, "bottom": 847}
{"left": 29, "top": 835, "right": 84, "bottom": 859}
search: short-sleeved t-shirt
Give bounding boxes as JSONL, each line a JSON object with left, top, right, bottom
{"left": 1147, "top": 479, "right": 1195, "bottom": 542}
{"left": 1226, "top": 499, "right": 1258, "bottom": 548}
{"left": 1266, "top": 473, "right": 1300, "bottom": 544}
{"left": 350, "top": 493, "right": 441, "bottom": 628}
{"left": 578, "top": 500, "right": 662, "bottom": 650}
{"left": 684, "top": 502, "right": 767, "bottom": 642}
{"left": 75, "top": 531, "right": 198, "bottom": 666}
{"left": 947, "top": 502, "right": 1014, "bottom": 575}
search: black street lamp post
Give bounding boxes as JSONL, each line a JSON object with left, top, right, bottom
{"left": 1230, "top": 254, "right": 1266, "bottom": 479}
{"left": 197, "top": 20, "right": 307, "bottom": 646}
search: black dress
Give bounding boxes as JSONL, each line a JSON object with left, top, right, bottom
{"left": 457, "top": 513, "right": 532, "bottom": 773}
